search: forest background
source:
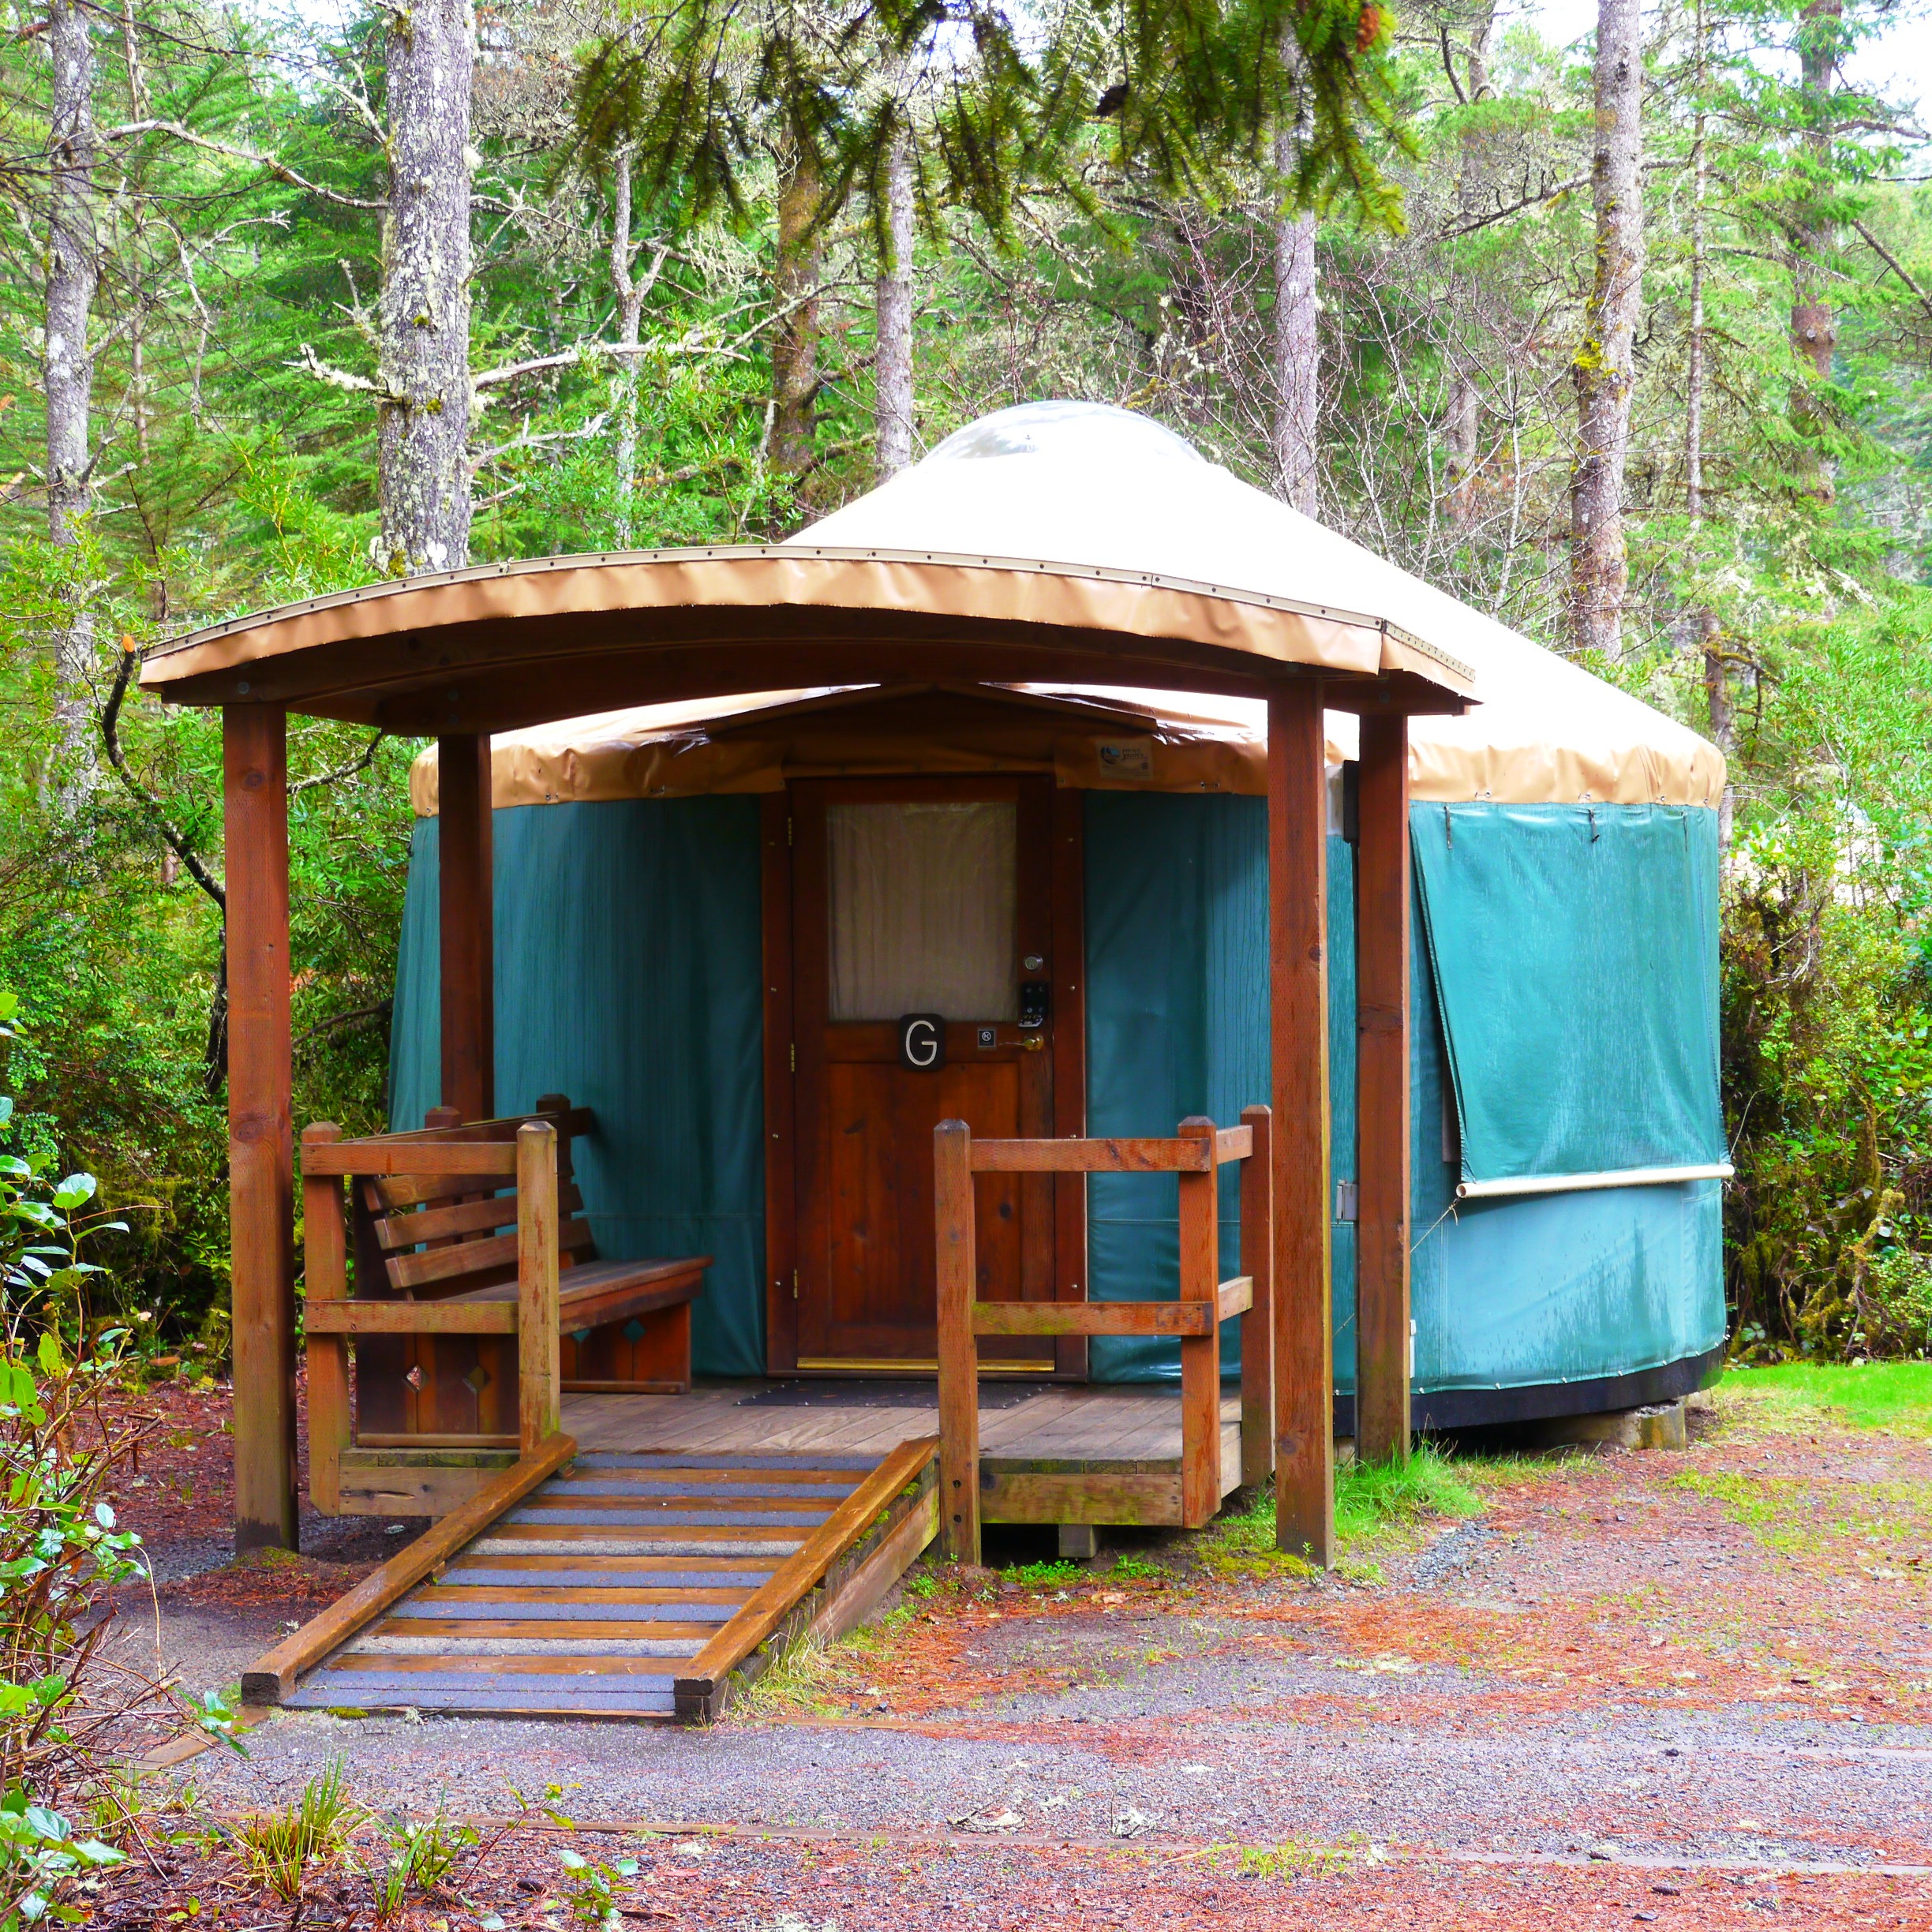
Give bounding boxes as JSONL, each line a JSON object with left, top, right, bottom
{"left": 0, "top": 0, "right": 1928, "bottom": 1367}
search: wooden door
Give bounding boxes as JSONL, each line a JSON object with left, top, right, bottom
{"left": 792, "top": 777, "right": 1057, "bottom": 1368}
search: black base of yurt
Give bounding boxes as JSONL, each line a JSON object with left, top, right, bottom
{"left": 1333, "top": 1343, "right": 1725, "bottom": 1437}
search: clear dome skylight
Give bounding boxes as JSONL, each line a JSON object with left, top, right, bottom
{"left": 924, "top": 399, "right": 1206, "bottom": 467}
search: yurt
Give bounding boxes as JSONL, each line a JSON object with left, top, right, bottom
{"left": 385, "top": 400, "right": 1730, "bottom": 1429}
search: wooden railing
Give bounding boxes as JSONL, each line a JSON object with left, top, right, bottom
{"left": 301, "top": 1115, "right": 565, "bottom": 1513}
{"left": 934, "top": 1107, "right": 1272, "bottom": 1563}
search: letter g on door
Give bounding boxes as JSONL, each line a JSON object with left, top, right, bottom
{"left": 899, "top": 1013, "right": 945, "bottom": 1071}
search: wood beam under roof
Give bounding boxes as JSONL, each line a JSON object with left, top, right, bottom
{"left": 141, "top": 549, "right": 1474, "bottom": 732}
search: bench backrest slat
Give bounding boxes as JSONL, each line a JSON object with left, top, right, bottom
{"left": 354, "top": 1112, "right": 597, "bottom": 1301}
{"left": 387, "top": 1218, "right": 597, "bottom": 1292}
{"left": 370, "top": 1181, "right": 587, "bottom": 1252}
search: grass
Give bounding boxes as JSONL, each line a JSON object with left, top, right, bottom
{"left": 1720, "top": 1360, "right": 1932, "bottom": 1436}
{"left": 733, "top": 1632, "right": 842, "bottom": 1717}
{"left": 1334, "top": 1446, "right": 1485, "bottom": 1544}
{"left": 1222, "top": 1834, "right": 1381, "bottom": 1878}
{"left": 373, "top": 1809, "right": 474, "bottom": 1923}
{"left": 232, "top": 1759, "right": 362, "bottom": 1901}
{"left": 1203, "top": 1443, "right": 1485, "bottom": 1578}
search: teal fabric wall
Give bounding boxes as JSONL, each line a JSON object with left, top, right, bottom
{"left": 388, "top": 791, "right": 1725, "bottom": 1397}
{"left": 389, "top": 800, "right": 768, "bottom": 1377}
{"left": 1079, "top": 795, "right": 1725, "bottom": 1391}
{"left": 1080, "top": 793, "right": 1357, "bottom": 1384}
{"left": 1404, "top": 846, "right": 1726, "bottom": 1396}
{"left": 1413, "top": 803, "right": 1724, "bottom": 1185}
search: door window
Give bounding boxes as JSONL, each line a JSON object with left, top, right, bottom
{"left": 826, "top": 799, "right": 1018, "bottom": 1021}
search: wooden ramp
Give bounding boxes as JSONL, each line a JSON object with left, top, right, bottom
{"left": 244, "top": 1435, "right": 938, "bottom": 1722}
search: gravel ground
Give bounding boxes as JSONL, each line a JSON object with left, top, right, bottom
{"left": 90, "top": 1383, "right": 1932, "bottom": 1927}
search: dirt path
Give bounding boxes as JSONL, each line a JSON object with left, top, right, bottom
{"left": 103, "top": 1385, "right": 1932, "bottom": 1928}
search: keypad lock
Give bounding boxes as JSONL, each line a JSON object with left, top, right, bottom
{"left": 1019, "top": 979, "right": 1050, "bottom": 1029}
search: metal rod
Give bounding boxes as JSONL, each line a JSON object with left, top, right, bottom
{"left": 1455, "top": 1163, "right": 1733, "bottom": 1200}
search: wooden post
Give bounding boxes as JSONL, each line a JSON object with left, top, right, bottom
{"left": 516, "top": 1121, "right": 561, "bottom": 1450}
{"left": 1238, "top": 1104, "right": 1274, "bottom": 1489}
{"left": 934, "top": 1118, "right": 980, "bottom": 1563}
{"left": 301, "top": 1123, "right": 349, "bottom": 1515}
{"left": 438, "top": 732, "right": 494, "bottom": 1122}
{"left": 1267, "top": 682, "right": 1335, "bottom": 1566}
{"left": 1355, "top": 712, "right": 1413, "bottom": 1465}
{"left": 226, "top": 704, "right": 299, "bottom": 1554}
{"left": 1176, "top": 1116, "right": 1220, "bottom": 1527}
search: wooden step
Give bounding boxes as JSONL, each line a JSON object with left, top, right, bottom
{"left": 505, "top": 1495, "right": 839, "bottom": 1523}
{"left": 469, "top": 1528, "right": 808, "bottom": 1553}
{"left": 436, "top": 1559, "right": 776, "bottom": 1584}
{"left": 373, "top": 1617, "right": 722, "bottom": 1642}
{"left": 409, "top": 1587, "right": 749, "bottom": 1613}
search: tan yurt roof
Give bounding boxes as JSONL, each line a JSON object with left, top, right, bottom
{"left": 413, "top": 402, "right": 1724, "bottom": 813}
{"left": 141, "top": 405, "right": 1476, "bottom": 727}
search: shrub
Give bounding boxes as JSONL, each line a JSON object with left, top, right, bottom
{"left": 0, "top": 994, "right": 233, "bottom": 1927}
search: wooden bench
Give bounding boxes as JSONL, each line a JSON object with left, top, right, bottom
{"left": 361, "top": 1097, "right": 706, "bottom": 1394}
{"left": 301, "top": 1099, "right": 707, "bottom": 1516}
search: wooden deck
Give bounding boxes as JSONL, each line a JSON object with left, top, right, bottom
{"left": 564, "top": 1381, "right": 1245, "bottom": 1518}
{"left": 335, "top": 1383, "right": 1247, "bottom": 1525}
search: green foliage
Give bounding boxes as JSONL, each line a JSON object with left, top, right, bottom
{"left": 0, "top": 1794, "right": 122, "bottom": 1930}
{"left": 553, "top": 1844, "right": 642, "bottom": 1930}
{"left": 1229, "top": 1833, "right": 1372, "bottom": 1879}
{"left": 733, "top": 1631, "right": 838, "bottom": 1717}
{"left": 998, "top": 1557, "right": 1087, "bottom": 1586}
{"left": 572, "top": 0, "right": 1410, "bottom": 259}
{"left": 0, "top": 1026, "right": 238, "bottom": 1926}
{"left": 1719, "top": 586, "right": 1932, "bottom": 1361}
{"left": 0, "top": 1099, "right": 149, "bottom": 1799}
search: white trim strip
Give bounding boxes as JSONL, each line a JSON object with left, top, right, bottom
{"left": 1455, "top": 1163, "right": 1733, "bottom": 1200}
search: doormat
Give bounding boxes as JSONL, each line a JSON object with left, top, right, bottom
{"left": 736, "top": 1379, "right": 1059, "bottom": 1410}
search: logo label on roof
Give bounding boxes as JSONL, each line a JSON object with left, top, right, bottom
{"left": 1097, "top": 739, "right": 1155, "bottom": 779}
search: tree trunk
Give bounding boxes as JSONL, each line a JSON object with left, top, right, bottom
{"left": 772, "top": 149, "right": 821, "bottom": 489}
{"left": 1685, "top": 122, "right": 1706, "bottom": 528}
{"left": 1567, "top": 0, "right": 1646, "bottom": 658}
{"left": 1272, "top": 198, "right": 1318, "bottom": 517}
{"left": 1686, "top": 0, "right": 1733, "bottom": 848}
{"left": 1271, "top": 28, "right": 1319, "bottom": 519}
{"left": 874, "top": 125, "right": 915, "bottom": 481}
{"left": 46, "top": 0, "right": 97, "bottom": 803}
{"left": 609, "top": 147, "right": 648, "bottom": 547}
{"left": 1789, "top": 0, "right": 1842, "bottom": 501}
{"left": 1701, "top": 611, "right": 1735, "bottom": 846}
{"left": 376, "top": 0, "right": 474, "bottom": 576}
{"left": 1445, "top": 3, "right": 1496, "bottom": 526}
